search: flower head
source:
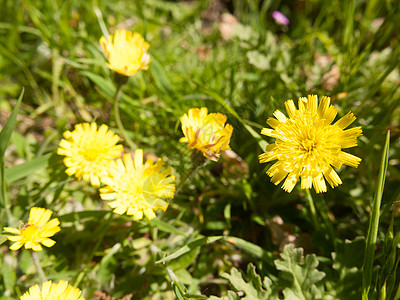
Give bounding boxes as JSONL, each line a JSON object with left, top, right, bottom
{"left": 4, "top": 207, "right": 60, "bottom": 251}
{"left": 272, "top": 11, "right": 290, "bottom": 26}
{"left": 57, "top": 122, "right": 123, "bottom": 188}
{"left": 259, "top": 95, "right": 362, "bottom": 193}
{"left": 100, "top": 149, "right": 175, "bottom": 220}
{"left": 180, "top": 107, "right": 233, "bottom": 161}
{"left": 20, "top": 280, "right": 84, "bottom": 300}
{"left": 100, "top": 29, "right": 150, "bottom": 76}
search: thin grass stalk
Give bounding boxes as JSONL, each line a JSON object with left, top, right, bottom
{"left": 114, "top": 83, "right": 137, "bottom": 150}
{"left": 304, "top": 189, "right": 319, "bottom": 231}
{"left": 0, "top": 88, "right": 24, "bottom": 224}
{"left": 31, "top": 251, "right": 47, "bottom": 283}
{"left": 362, "top": 130, "right": 390, "bottom": 299}
{"left": 341, "top": 0, "right": 355, "bottom": 93}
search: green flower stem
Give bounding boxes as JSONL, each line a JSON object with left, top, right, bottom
{"left": 31, "top": 251, "right": 47, "bottom": 283}
{"left": 113, "top": 83, "right": 137, "bottom": 150}
{"left": 304, "top": 189, "right": 320, "bottom": 230}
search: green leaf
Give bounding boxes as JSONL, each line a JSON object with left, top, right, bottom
{"left": 0, "top": 234, "right": 8, "bottom": 246}
{"left": 329, "top": 238, "right": 364, "bottom": 299}
{"left": 149, "top": 57, "right": 175, "bottom": 96}
{"left": 148, "top": 219, "right": 188, "bottom": 237}
{"left": 362, "top": 130, "right": 390, "bottom": 299}
{"left": 156, "top": 236, "right": 222, "bottom": 264}
{"left": 275, "top": 245, "right": 325, "bottom": 300}
{"left": 221, "top": 264, "right": 277, "bottom": 300}
{"left": 247, "top": 50, "right": 271, "bottom": 70}
{"left": 5, "top": 153, "right": 51, "bottom": 183}
{"left": 0, "top": 88, "right": 24, "bottom": 156}
{"left": 1, "top": 258, "right": 16, "bottom": 293}
{"left": 225, "top": 236, "right": 273, "bottom": 263}
{"left": 80, "top": 71, "right": 115, "bottom": 97}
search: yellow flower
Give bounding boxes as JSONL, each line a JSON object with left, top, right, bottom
{"left": 20, "top": 280, "right": 84, "bottom": 300}
{"left": 57, "top": 122, "right": 123, "bottom": 188}
{"left": 180, "top": 107, "right": 233, "bottom": 161}
{"left": 4, "top": 207, "right": 60, "bottom": 251}
{"left": 259, "top": 95, "right": 362, "bottom": 193}
{"left": 100, "top": 149, "right": 175, "bottom": 220}
{"left": 100, "top": 29, "right": 150, "bottom": 76}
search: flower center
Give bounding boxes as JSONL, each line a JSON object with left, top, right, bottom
{"left": 82, "top": 147, "right": 103, "bottom": 161}
{"left": 301, "top": 138, "right": 315, "bottom": 153}
{"left": 21, "top": 224, "right": 39, "bottom": 241}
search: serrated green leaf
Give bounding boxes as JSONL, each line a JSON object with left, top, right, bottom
{"left": 221, "top": 264, "right": 277, "bottom": 300}
{"left": 275, "top": 245, "right": 325, "bottom": 300}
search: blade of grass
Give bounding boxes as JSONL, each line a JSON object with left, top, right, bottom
{"left": 362, "top": 130, "right": 390, "bottom": 299}
{"left": 0, "top": 88, "right": 24, "bottom": 223}
{"left": 5, "top": 153, "right": 51, "bottom": 183}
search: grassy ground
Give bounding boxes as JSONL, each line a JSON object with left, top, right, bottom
{"left": 0, "top": 0, "right": 400, "bottom": 299}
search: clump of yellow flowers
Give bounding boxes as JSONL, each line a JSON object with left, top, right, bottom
{"left": 100, "top": 29, "right": 150, "bottom": 76}
{"left": 259, "top": 95, "right": 362, "bottom": 193}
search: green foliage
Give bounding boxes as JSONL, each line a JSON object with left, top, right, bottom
{"left": 212, "top": 245, "right": 326, "bottom": 300}
{"left": 0, "top": 0, "right": 399, "bottom": 299}
{"left": 219, "top": 264, "right": 277, "bottom": 300}
{"left": 275, "top": 245, "right": 325, "bottom": 300}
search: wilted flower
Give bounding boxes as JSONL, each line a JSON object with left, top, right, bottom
{"left": 20, "top": 280, "right": 84, "bottom": 300}
{"left": 100, "top": 149, "right": 175, "bottom": 220}
{"left": 180, "top": 107, "right": 233, "bottom": 161}
{"left": 259, "top": 95, "right": 362, "bottom": 193}
{"left": 100, "top": 29, "right": 150, "bottom": 76}
{"left": 57, "top": 122, "right": 123, "bottom": 188}
{"left": 272, "top": 11, "right": 290, "bottom": 26}
{"left": 4, "top": 207, "right": 60, "bottom": 251}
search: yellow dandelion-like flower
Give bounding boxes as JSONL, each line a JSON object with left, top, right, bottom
{"left": 100, "top": 149, "right": 175, "bottom": 220}
{"left": 100, "top": 29, "right": 150, "bottom": 76}
{"left": 20, "top": 280, "right": 84, "bottom": 300}
{"left": 4, "top": 207, "right": 60, "bottom": 251}
{"left": 180, "top": 107, "right": 233, "bottom": 161}
{"left": 57, "top": 122, "right": 123, "bottom": 188}
{"left": 259, "top": 95, "right": 362, "bottom": 193}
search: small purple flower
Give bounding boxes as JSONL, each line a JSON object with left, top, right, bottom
{"left": 272, "top": 11, "right": 289, "bottom": 26}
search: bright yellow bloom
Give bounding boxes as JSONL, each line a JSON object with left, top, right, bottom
{"left": 180, "top": 107, "right": 233, "bottom": 161}
{"left": 57, "top": 122, "right": 123, "bottom": 188}
{"left": 259, "top": 95, "right": 362, "bottom": 193}
{"left": 100, "top": 29, "right": 150, "bottom": 76}
{"left": 100, "top": 149, "right": 175, "bottom": 220}
{"left": 4, "top": 207, "right": 60, "bottom": 251}
{"left": 20, "top": 280, "right": 84, "bottom": 300}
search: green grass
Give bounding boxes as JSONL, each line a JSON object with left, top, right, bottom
{"left": 1, "top": 0, "right": 400, "bottom": 299}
